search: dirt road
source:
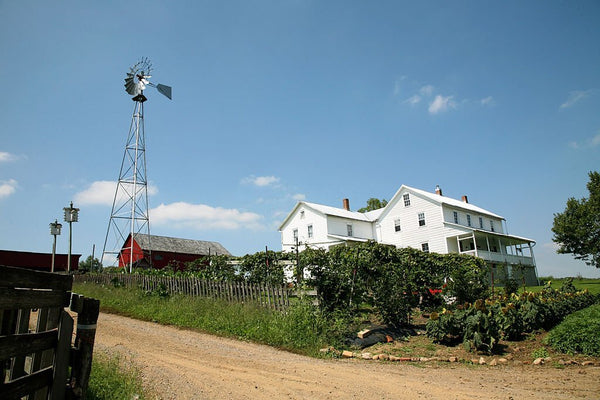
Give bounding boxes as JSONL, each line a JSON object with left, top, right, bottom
{"left": 94, "top": 313, "right": 600, "bottom": 399}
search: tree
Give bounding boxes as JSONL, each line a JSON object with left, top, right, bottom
{"left": 79, "top": 255, "right": 102, "bottom": 272}
{"left": 552, "top": 171, "right": 600, "bottom": 268}
{"left": 357, "top": 198, "right": 388, "bottom": 213}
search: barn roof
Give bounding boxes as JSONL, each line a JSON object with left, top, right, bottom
{"left": 131, "top": 234, "right": 232, "bottom": 256}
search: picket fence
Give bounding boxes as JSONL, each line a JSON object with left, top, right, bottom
{"left": 75, "top": 273, "right": 293, "bottom": 311}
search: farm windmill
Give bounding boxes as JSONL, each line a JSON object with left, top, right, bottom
{"left": 102, "top": 58, "right": 171, "bottom": 272}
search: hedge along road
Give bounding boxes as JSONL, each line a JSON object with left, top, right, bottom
{"left": 94, "top": 313, "right": 600, "bottom": 400}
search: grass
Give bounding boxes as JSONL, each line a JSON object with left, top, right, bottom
{"left": 544, "top": 304, "right": 600, "bottom": 356}
{"left": 526, "top": 277, "right": 600, "bottom": 295}
{"left": 73, "top": 282, "right": 351, "bottom": 357}
{"left": 87, "top": 353, "right": 147, "bottom": 400}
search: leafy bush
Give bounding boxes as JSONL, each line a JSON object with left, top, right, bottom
{"left": 426, "top": 289, "right": 598, "bottom": 353}
{"left": 545, "top": 304, "right": 600, "bottom": 356}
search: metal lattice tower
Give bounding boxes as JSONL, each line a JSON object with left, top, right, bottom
{"left": 102, "top": 58, "right": 171, "bottom": 271}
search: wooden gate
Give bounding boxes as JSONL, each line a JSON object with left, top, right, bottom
{"left": 0, "top": 266, "right": 100, "bottom": 400}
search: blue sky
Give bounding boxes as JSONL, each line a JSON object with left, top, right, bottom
{"left": 1, "top": 1, "right": 599, "bottom": 277}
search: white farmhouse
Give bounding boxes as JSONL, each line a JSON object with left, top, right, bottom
{"left": 279, "top": 185, "right": 539, "bottom": 285}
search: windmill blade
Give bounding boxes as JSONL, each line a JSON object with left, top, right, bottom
{"left": 156, "top": 84, "right": 172, "bottom": 100}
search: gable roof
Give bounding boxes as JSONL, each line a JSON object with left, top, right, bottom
{"left": 391, "top": 185, "right": 504, "bottom": 220}
{"left": 278, "top": 201, "right": 380, "bottom": 230}
{"left": 131, "top": 234, "right": 231, "bottom": 256}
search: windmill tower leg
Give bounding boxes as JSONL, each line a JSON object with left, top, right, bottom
{"left": 102, "top": 94, "right": 152, "bottom": 272}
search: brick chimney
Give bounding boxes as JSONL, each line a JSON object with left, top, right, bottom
{"left": 435, "top": 185, "right": 443, "bottom": 196}
{"left": 343, "top": 198, "right": 350, "bottom": 211}
{"left": 462, "top": 195, "right": 469, "bottom": 203}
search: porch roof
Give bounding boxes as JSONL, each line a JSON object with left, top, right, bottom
{"left": 454, "top": 229, "right": 536, "bottom": 245}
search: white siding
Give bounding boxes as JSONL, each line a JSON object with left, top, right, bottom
{"left": 378, "top": 189, "right": 447, "bottom": 253}
{"left": 280, "top": 206, "right": 329, "bottom": 252}
{"left": 442, "top": 206, "right": 504, "bottom": 234}
{"left": 328, "top": 216, "right": 374, "bottom": 240}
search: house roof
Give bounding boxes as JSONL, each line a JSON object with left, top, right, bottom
{"left": 131, "top": 234, "right": 232, "bottom": 256}
{"left": 278, "top": 201, "right": 380, "bottom": 230}
{"left": 396, "top": 185, "right": 505, "bottom": 220}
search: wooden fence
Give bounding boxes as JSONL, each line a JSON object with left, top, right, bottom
{"left": 0, "top": 266, "right": 100, "bottom": 400}
{"left": 75, "top": 273, "right": 293, "bottom": 311}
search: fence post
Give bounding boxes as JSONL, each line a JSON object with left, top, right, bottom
{"left": 70, "top": 295, "right": 100, "bottom": 400}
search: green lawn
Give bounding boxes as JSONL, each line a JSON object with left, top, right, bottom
{"left": 527, "top": 277, "right": 600, "bottom": 295}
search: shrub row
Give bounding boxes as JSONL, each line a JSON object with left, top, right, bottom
{"left": 426, "top": 286, "right": 598, "bottom": 353}
{"left": 300, "top": 242, "right": 489, "bottom": 326}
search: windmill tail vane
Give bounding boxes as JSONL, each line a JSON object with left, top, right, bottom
{"left": 123, "top": 57, "right": 171, "bottom": 100}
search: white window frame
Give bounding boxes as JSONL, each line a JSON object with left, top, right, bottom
{"left": 479, "top": 217, "right": 484, "bottom": 229}
{"left": 467, "top": 214, "right": 472, "bottom": 227}
{"left": 403, "top": 193, "right": 411, "bottom": 207}
{"left": 293, "top": 229, "right": 298, "bottom": 241}
{"left": 418, "top": 212, "right": 426, "bottom": 227}
{"left": 453, "top": 211, "right": 458, "bottom": 224}
{"left": 347, "top": 224, "right": 353, "bottom": 237}
{"left": 490, "top": 220, "right": 495, "bottom": 232}
{"left": 421, "top": 242, "right": 430, "bottom": 253}
{"left": 307, "top": 224, "right": 313, "bottom": 238}
{"left": 394, "top": 218, "right": 401, "bottom": 232}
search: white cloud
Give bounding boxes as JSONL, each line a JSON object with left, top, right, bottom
{"left": 480, "top": 96, "right": 494, "bottom": 106}
{"left": 150, "top": 202, "right": 263, "bottom": 230}
{"left": 242, "top": 175, "right": 280, "bottom": 187}
{"left": 428, "top": 95, "right": 457, "bottom": 114}
{"left": 404, "top": 94, "right": 421, "bottom": 105}
{"left": 74, "top": 180, "right": 158, "bottom": 205}
{"left": 0, "top": 152, "right": 19, "bottom": 163}
{"left": 560, "top": 90, "right": 591, "bottom": 109}
{"left": 0, "top": 179, "right": 18, "bottom": 199}
{"left": 568, "top": 133, "right": 600, "bottom": 150}
{"left": 419, "top": 85, "right": 434, "bottom": 96}
{"left": 292, "top": 193, "right": 306, "bottom": 201}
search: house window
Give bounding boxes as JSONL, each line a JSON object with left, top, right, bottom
{"left": 293, "top": 229, "right": 298, "bottom": 241}
{"left": 453, "top": 211, "right": 458, "bottom": 224}
{"left": 421, "top": 243, "right": 430, "bottom": 253}
{"left": 307, "top": 224, "right": 313, "bottom": 238}
{"left": 347, "top": 224, "right": 353, "bottom": 237}
{"left": 467, "top": 214, "right": 472, "bottom": 227}
{"left": 479, "top": 217, "right": 484, "bottom": 229}
{"left": 403, "top": 193, "right": 411, "bottom": 207}
{"left": 394, "top": 218, "right": 401, "bottom": 232}
{"left": 490, "top": 220, "right": 495, "bottom": 232}
{"left": 418, "top": 212, "right": 426, "bottom": 226}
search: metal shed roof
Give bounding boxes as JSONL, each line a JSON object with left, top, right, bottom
{"left": 132, "top": 234, "right": 232, "bottom": 256}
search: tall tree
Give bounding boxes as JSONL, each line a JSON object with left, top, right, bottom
{"left": 552, "top": 171, "right": 600, "bottom": 268}
{"left": 357, "top": 198, "right": 388, "bottom": 213}
{"left": 79, "top": 255, "right": 102, "bottom": 272}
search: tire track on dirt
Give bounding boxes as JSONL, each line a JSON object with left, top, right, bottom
{"left": 94, "top": 313, "right": 600, "bottom": 399}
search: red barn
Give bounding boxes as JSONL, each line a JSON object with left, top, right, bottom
{"left": 119, "top": 233, "right": 231, "bottom": 269}
{"left": 0, "top": 249, "right": 81, "bottom": 272}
